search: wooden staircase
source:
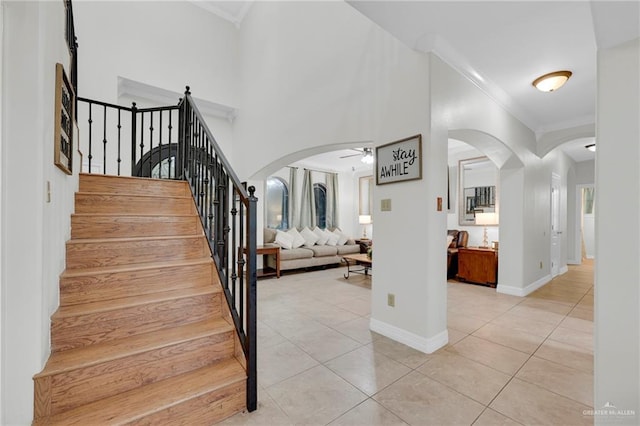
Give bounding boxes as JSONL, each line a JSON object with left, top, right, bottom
{"left": 33, "top": 174, "right": 247, "bottom": 425}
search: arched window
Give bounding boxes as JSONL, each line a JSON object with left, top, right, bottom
{"left": 314, "top": 183, "right": 327, "bottom": 229}
{"left": 266, "top": 177, "right": 289, "bottom": 229}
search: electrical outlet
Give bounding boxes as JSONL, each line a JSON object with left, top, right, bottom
{"left": 381, "top": 199, "right": 392, "bottom": 211}
{"left": 387, "top": 293, "right": 395, "bottom": 307}
{"left": 539, "top": 261, "right": 543, "bottom": 269}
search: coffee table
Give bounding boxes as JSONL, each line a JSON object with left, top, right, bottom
{"left": 342, "top": 253, "right": 372, "bottom": 279}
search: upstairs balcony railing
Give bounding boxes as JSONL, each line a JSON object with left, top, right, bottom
{"left": 76, "top": 88, "right": 257, "bottom": 412}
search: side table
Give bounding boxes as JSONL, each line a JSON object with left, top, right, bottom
{"left": 355, "top": 239, "right": 372, "bottom": 254}
{"left": 256, "top": 245, "right": 280, "bottom": 279}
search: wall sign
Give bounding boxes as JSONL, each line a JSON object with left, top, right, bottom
{"left": 54, "top": 63, "right": 74, "bottom": 175}
{"left": 375, "top": 134, "right": 422, "bottom": 185}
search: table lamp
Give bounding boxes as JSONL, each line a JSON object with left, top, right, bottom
{"left": 359, "top": 215, "right": 372, "bottom": 239}
{"left": 475, "top": 212, "right": 497, "bottom": 248}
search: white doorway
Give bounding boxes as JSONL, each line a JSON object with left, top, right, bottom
{"left": 550, "top": 173, "right": 561, "bottom": 277}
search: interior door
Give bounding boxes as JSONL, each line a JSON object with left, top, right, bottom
{"left": 550, "top": 174, "right": 561, "bottom": 277}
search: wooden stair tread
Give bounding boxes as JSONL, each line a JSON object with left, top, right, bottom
{"left": 76, "top": 191, "right": 193, "bottom": 200}
{"left": 60, "top": 257, "right": 213, "bottom": 278}
{"left": 36, "top": 318, "right": 233, "bottom": 377}
{"left": 66, "top": 234, "right": 205, "bottom": 244}
{"left": 71, "top": 212, "right": 199, "bottom": 217}
{"left": 34, "top": 358, "right": 245, "bottom": 426}
{"left": 52, "top": 286, "right": 220, "bottom": 319}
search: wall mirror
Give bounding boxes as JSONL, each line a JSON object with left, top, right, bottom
{"left": 459, "top": 157, "right": 498, "bottom": 225}
{"left": 359, "top": 175, "right": 373, "bottom": 215}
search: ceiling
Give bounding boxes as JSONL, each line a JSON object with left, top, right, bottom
{"left": 196, "top": 1, "right": 638, "bottom": 166}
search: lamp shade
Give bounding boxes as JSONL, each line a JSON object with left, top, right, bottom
{"left": 359, "top": 215, "right": 372, "bottom": 225}
{"left": 475, "top": 212, "right": 497, "bottom": 225}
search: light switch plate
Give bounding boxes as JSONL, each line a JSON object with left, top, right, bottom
{"left": 381, "top": 199, "right": 392, "bottom": 211}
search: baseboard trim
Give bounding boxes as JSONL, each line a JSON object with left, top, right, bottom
{"left": 567, "top": 258, "right": 581, "bottom": 265}
{"left": 497, "top": 274, "right": 552, "bottom": 297}
{"left": 559, "top": 265, "right": 569, "bottom": 275}
{"left": 369, "top": 318, "right": 448, "bottom": 354}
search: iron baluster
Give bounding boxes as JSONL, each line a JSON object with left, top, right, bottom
{"left": 149, "top": 111, "right": 154, "bottom": 178}
{"left": 87, "top": 102, "right": 93, "bottom": 172}
{"left": 139, "top": 112, "right": 145, "bottom": 177}
{"left": 117, "top": 109, "right": 122, "bottom": 176}
{"left": 131, "top": 102, "right": 137, "bottom": 175}
{"left": 158, "top": 112, "right": 163, "bottom": 179}
{"left": 102, "top": 105, "right": 107, "bottom": 174}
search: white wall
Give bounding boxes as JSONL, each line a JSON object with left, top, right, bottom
{"left": 74, "top": 1, "right": 238, "bottom": 168}
{"left": 567, "top": 160, "right": 595, "bottom": 264}
{"left": 1, "top": 2, "right": 78, "bottom": 423}
{"left": 594, "top": 37, "right": 639, "bottom": 423}
{"left": 237, "top": 1, "right": 448, "bottom": 352}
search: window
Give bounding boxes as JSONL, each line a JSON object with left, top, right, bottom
{"left": 266, "top": 177, "right": 289, "bottom": 229}
{"left": 314, "top": 183, "right": 327, "bottom": 228}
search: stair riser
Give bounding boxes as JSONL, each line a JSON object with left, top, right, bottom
{"left": 66, "top": 237, "right": 210, "bottom": 270}
{"left": 43, "top": 331, "right": 235, "bottom": 417}
{"left": 71, "top": 215, "right": 202, "bottom": 239}
{"left": 60, "top": 262, "right": 214, "bottom": 305}
{"left": 79, "top": 175, "right": 190, "bottom": 197}
{"left": 75, "top": 194, "right": 196, "bottom": 215}
{"left": 52, "top": 293, "right": 222, "bottom": 351}
{"left": 129, "top": 381, "right": 245, "bottom": 426}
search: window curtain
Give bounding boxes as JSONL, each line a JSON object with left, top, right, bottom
{"left": 299, "top": 169, "right": 316, "bottom": 229}
{"left": 326, "top": 172, "right": 339, "bottom": 229}
{"left": 289, "top": 167, "right": 299, "bottom": 228}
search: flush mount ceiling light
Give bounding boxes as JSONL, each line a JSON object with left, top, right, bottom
{"left": 585, "top": 143, "right": 596, "bottom": 152}
{"left": 532, "top": 70, "right": 572, "bottom": 92}
{"left": 361, "top": 147, "right": 374, "bottom": 164}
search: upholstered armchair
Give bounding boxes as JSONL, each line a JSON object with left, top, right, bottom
{"left": 447, "top": 230, "right": 469, "bottom": 279}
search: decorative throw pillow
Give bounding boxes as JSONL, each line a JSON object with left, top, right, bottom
{"left": 274, "top": 230, "right": 294, "bottom": 250}
{"left": 332, "top": 229, "right": 349, "bottom": 245}
{"left": 300, "top": 226, "right": 319, "bottom": 247}
{"left": 286, "top": 228, "right": 305, "bottom": 249}
{"left": 313, "top": 226, "right": 330, "bottom": 245}
{"left": 446, "top": 235, "right": 454, "bottom": 249}
{"left": 326, "top": 231, "right": 340, "bottom": 246}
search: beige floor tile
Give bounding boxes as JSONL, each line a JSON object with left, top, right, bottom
{"left": 506, "top": 304, "right": 567, "bottom": 326}
{"left": 303, "top": 302, "right": 362, "bottom": 327}
{"left": 290, "top": 324, "right": 362, "bottom": 362}
{"left": 548, "top": 326, "right": 593, "bottom": 353}
{"left": 373, "top": 371, "right": 485, "bottom": 426}
{"left": 257, "top": 320, "right": 287, "bottom": 349}
{"left": 331, "top": 317, "right": 382, "bottom": 344}
{"left": 447, "top": 335, "right": 529, "bottom": 375}
{"left": 267, "top": 365, "right": 367, "bottom": 425}
{"left": 473, "top": 408, "right": 522, "bottom": 425}
{"left": 568, "top": 307, "right": 594, "bottom": 321}
{"left": 417, "top": 351, "right": 511, "bottom": 405}
{"left": 218, "top": 391, "right": 293, "bottom": 425}
{"left": 519, "top": 298, "right": 574, "bottom": 315}
{"left": 560, "top": 316, "right": 593, "bottom": 333}
{"left": 367, "top": 336, "right": 432, "bottom": 369}
{"left": 326, "top": 345, "right": 411, "bottom": 396}
{"left": 490, "top": 312, "right": 557, "bottom": 338}
{"left": 337, "top": 297, "right": 372, "bottom": 316}
{"left": 472, "top": 322, "right": 546, "bottom": 354}
{"left": 448, "top": 313, "right": 488, "bottom": 334}
{"left": 516, "top": 356, "right": 593, "bottom": 407}
{"left": 490, "top": 378, "right": 592, "bottom": 425}
{"left": 534, "top": 339, "right": 593, "bottom": 373}
{"left": 447, "top": 328, "right": 468, "bottom": 345}
{"left": 257, "top": 341, "right": 319, "bottom": 387}
{"left": 329, "top": 399, "right": 408, "bottom": 426}
{"left": 261, "top": 311, "right": 327, "bottom": 339}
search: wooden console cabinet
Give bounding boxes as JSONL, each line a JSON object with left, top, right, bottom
{"left": 457, "top": 247, "right": 498, "bottom": 287}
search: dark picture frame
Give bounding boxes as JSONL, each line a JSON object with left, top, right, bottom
{"left": 375, "top": 134, "right": 422, "bottom": 185}
{"left": 54, "top": 63, "right": 74, "bottom": 175}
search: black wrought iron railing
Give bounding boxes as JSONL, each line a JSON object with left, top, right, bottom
{"left": 76, "top": 89, "right": 257, "bottom": 412}
{"left": 64, "top": 0, "right": 78, "bottom": 94}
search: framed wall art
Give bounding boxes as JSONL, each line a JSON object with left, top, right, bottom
{"left": 54, "top": 63, "right": 74, "bottom": 175}
{"left": 375, "top": 134, "right": 422, "bottom": 185}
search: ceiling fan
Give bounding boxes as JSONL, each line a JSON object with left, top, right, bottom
{"left": 339, "top": 147, "right": 374, "bottom": 164}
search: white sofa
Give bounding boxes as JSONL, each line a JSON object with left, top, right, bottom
{"left": 263, "top": 228, "right": 360, "bottom": 271}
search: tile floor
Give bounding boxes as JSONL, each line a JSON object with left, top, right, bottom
{"left": 221, "top": 260, "right": 594, "bottom": 425}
